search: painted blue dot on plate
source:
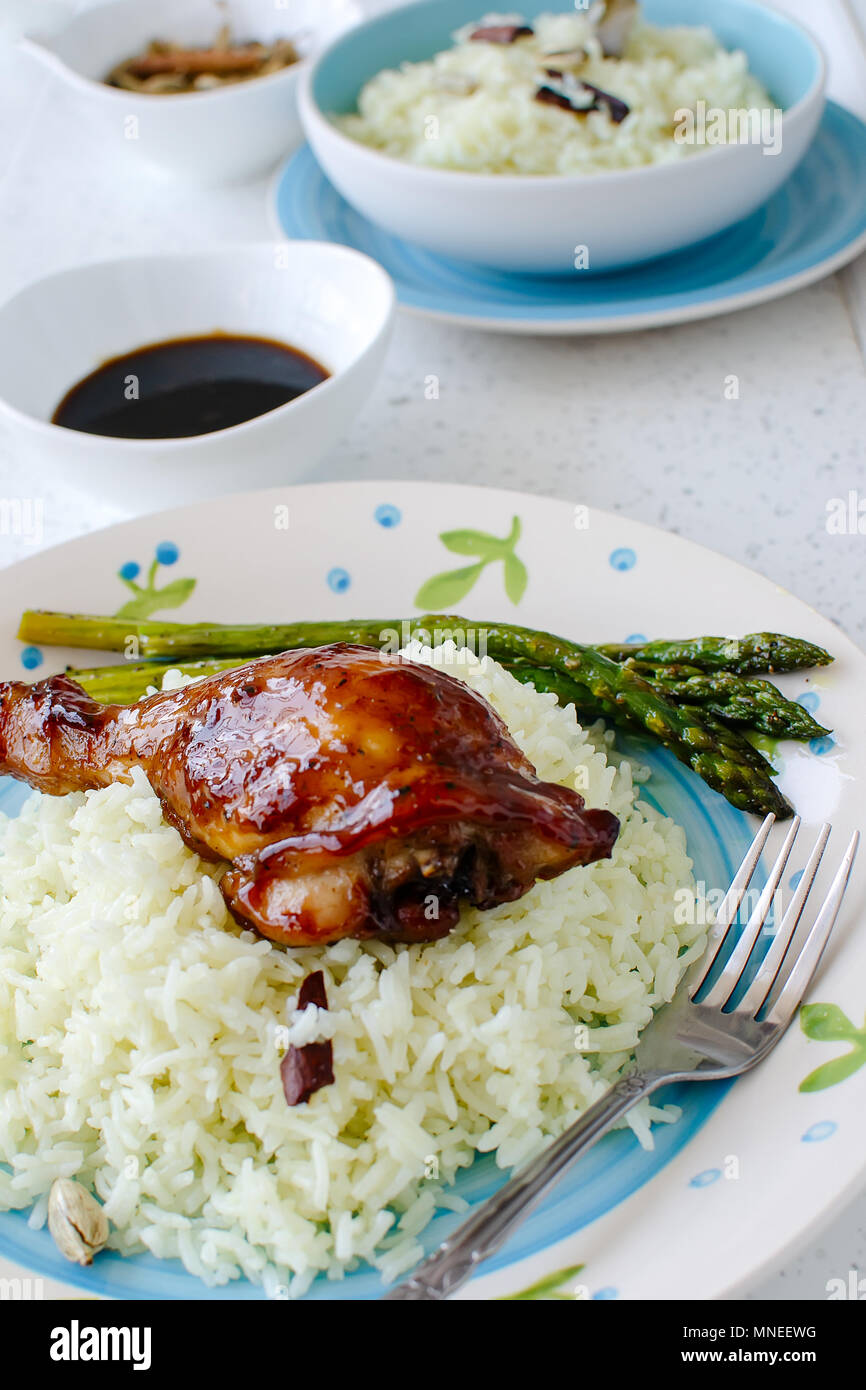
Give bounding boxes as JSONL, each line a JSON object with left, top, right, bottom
{"left": 689, "top": 1168, "right": 722, "bottom": 1188}
{"left": 796, "top": 692, "right": 820, "bottom": 713}
{"left": 625, "top": 633, "right": 646, "bottom": 645}
{"left": 789, "top": 868, "right": 804, "bottom": 890}
{"left": 592, "top": 1287, "right": 619, "bottom": 1300}
{"left": 609, "top": 548, "right": 636, "bottom": 572}
{"left": 327, "top": 568, "right": 351, "bottom": 594}
{"left": 119, "top": 561, "right": 140, "bottom": 581}
{"left": 809, "top": 735, "right": 835, "bottom": 756}
{"left": 802, "top": 1121, "right": 837, "bottom": 1143}
{"left": 155, "top": 541, "right": 179, "bottom": 566}
{"left": 374, "top": 504, "right": 401, "bottom": 528}
{"left": 20, "top": 646, "right": 42, "bottom": 671}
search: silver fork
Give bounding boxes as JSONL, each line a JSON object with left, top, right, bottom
{"left": 383, "top": 814, "right": 859, "bottom": 1301}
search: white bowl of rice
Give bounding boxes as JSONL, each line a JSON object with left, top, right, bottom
{"left": 298, "top": 0, "right": 826, "bottom": 273}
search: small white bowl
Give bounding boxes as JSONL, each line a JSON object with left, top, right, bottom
{"left": 299, "top": 0, "right": 827, "bottom": 273}
{"left": 0, "top": 244, "right": 395, "bottom": 511}
{"left": 21, "top": 0, "right": 364, "bottom": 183}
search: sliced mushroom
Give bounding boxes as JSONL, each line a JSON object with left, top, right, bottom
{"left": 540, "top": 48, "right": 588, "bottom": 72}
{"left": 534, "top": 85, "right": 580, "bottom": 113}
{"left": 596, "top": 0, "right": 638, "bottom": 59}
{"left": 468, "top": 24, "right": 534, "bottom": 44}
{"left": 579, "top": 78, "right": 630, "bottom": 123}
{"left": 537, "top": 70, "right": 630, "bottom": 124}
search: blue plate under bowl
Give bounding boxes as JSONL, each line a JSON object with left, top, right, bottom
{"left": 272, "top": 102, "right": 866, "bottom": 334}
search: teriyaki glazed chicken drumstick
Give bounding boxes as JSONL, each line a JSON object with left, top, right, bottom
{"left": 0, "top": 643, "right": 619, "bottom": 945}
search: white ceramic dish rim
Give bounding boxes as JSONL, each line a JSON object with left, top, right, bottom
{"left": 299, "top": 0, "right": 827, "bottom": 189}
{"left": 17, "top": 0, "right": 343, "bottom": 108}
{"left": 0, "top": 244, "right": 396, "bottom": 454}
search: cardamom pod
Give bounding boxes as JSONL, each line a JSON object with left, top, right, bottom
{"left": 47, "top": 1178, "right": 109, "bottom": 1266}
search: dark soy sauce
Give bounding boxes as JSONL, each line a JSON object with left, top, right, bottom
{"left": 52, "top": 333, "right": 330, "bottom": 439}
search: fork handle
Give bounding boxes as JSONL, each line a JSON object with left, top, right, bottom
{"left": 382, "top": 1070, "right": 663, "bottom": 1300}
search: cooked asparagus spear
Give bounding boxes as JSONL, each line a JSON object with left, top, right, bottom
{"left": 626, "top": 665, "right": 829, "bottom": 740}
{"left": 18, "top": 610, "right": 345, "bottom": 659}
{"left": 503, "top": 667, "right": 787, "bottom": 778}
{"left": 453, "top": 620, "right": 792, "bottom": 817}
{"left": 501, "top": 662, "right": 612, "bottom": 722}
{"left": 39, "top": 612, "right": 830, "bottom": 738}
{"left": 67, "top": 649, "right": 789, "bottom": 815}
{"left": 678, "top": 705, "right": 779, "bottom": 778}
{"left": 68, "top": 654, "right": 612, "bottom": 722}
{"left": 596, "top": 632, "right": 833, "bottom": 675}
{"left": 71, "top": 652, "right": 822, "bottom": 746}
{"left": 19, "top": 611, "right": 834, "bottom": 677}
{"left": 19, "top": 610, "right": 801, "bottom": 817}
{"left": 66, "top": 656, "right": 249, "bottom": 704}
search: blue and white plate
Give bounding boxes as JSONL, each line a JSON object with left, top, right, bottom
{"left": 272, "top": 102, "right": 866, "bottom": 335}
{"left": 1, "top": 482, "right": 864, "bottom": 1300}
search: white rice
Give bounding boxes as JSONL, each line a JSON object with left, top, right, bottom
{"left": 338, "top": 9, "right": 774, "bottom": 175}
{"left": 0, "top": 643, "right": 702, "bottom": 1293}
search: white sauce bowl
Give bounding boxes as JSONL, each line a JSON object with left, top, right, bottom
{"left": 21, "top": 0, "right": 364, "bottom": 183}
{"left": 0, "top": 244, "right": 395, "bottom": 510}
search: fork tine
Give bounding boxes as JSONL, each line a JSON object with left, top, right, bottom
{"left": 689, "top": 813, "right": 775, "bottom": 997}
{"left": 734, "top": 823, "right": 830, "bottom": 1017}
{"left": 763, "top": 831, "right": 860, "bottom": 1027}
{"left": 699, "top": 817, "right": 800, "bottom": 1009}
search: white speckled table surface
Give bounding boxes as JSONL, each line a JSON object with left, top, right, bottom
{"left": 0, "top": 0, "right": 865, "bottom": 1301}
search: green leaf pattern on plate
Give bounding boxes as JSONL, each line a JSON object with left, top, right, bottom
{"left": 799, "top": 1002, "right": 866, "bottom": 1092}
{"left": 498, "top": 1263, "right": 586, "bottom": 1301}
{"left": 414, "top": 516, "right": 527, "bottom": 609}
{"left": 414, "top": 561, "right": 487, "bottom": 610}
{"left": 504, "top": 551, "right": 529, "bottom": 605}
{"left": 114, "top": 556, "right": 197, "bottom": 621}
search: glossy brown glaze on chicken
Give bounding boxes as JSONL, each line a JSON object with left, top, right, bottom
{"left": 0, "top": 644, "right": 619, "bottom": 946}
